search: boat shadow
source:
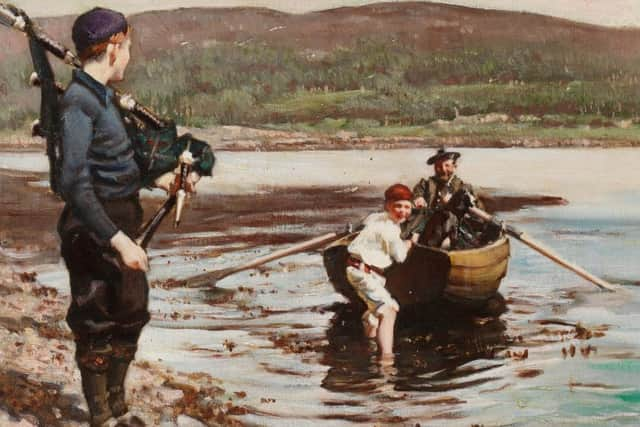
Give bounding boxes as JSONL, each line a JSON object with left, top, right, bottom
{"left": 321, "top": 299, "right": 510, "bottom": 394}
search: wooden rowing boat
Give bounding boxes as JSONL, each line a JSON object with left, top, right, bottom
{"left": 323, "top": 234, "right": 510, "bottom": 308}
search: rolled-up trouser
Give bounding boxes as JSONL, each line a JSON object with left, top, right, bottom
{"left": 59, "top": 195, "right": 149, "bottom": 367}
{"left": 346, "top": 265, "right": 399, "bottom": 330}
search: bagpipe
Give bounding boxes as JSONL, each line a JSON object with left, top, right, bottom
{"left": 0, "top": 4, "right": 215, "bottom": 245}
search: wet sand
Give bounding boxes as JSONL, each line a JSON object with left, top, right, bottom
{"left": 0, "top": 167, "right": 563, "bottom": 268}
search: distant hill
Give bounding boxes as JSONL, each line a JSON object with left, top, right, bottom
{"left": 3, "top": 1, "right": 640, "bottom": 141}
{"left": 2, "top": 2, "right": 640, "bottom": 62}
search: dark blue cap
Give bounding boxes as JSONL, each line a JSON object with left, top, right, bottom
{"left": 72, "top": 7, "right": 128, "bottom": 57}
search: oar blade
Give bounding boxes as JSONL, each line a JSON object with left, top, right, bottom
{"left": 183, "top": 268, "right": 234, "bottom": 288}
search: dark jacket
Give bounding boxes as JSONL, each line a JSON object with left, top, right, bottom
{"left": 412, "top": 175, "right": 484, "bottom": 210}
{"left": 58, "top": 69, "right": 141, "bottom": 242}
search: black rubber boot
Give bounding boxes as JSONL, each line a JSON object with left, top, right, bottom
{"left": 76, "top": 340, "right": 114, "bottom": 427}
{"left": 80, "top": 367, "right": 113, "bottom": 427}
{"left": 108, "top": 356, "right": 131, "bottom": 417}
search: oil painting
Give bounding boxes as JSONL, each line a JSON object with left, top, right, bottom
{"left": 1, "top": 1, "right": 639, "bottom": 425}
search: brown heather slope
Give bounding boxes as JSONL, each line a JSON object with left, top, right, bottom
{"left": 118, "top": 2, "right": 640, "bottom": 59}
{"left": 1, "top": 2, "right": 640, "bottom": 63}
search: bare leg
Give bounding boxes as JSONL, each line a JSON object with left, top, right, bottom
{"left": 362, "top": 311, "right": 379, "bottom": 338}
{"left": 364, "top": 323, "right": 378, "bottom": 339}
{"left": 376, "top": 305, "right": 397, "bottom": 357}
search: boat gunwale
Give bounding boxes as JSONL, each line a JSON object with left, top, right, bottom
{"left": 447, "top": 236, "right": 509, "bottom": 256}
{"left": 327, "top": 234, "right": 509, "bottom": 259}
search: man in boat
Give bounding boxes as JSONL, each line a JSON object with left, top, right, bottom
{"left": 408, "top": 148, "right": 485, "bottom": 249}
{"left": 346, "top": 184, "right": 419, "bottom": 362}
{"left": 413, "top": 147, "right": 483, "bottom": 212}
{"left": 57, "top": 8, "right": 204, "bottom": 426}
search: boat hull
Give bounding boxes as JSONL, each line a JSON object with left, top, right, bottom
{"left": 323, "top": 236, "right": 510, "bottom": 308}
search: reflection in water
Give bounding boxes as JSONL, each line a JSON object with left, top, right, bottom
{"left": 322, "top": 299, "right": 510, "bottom": 399}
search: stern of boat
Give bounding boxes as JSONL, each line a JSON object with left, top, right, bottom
{"left": 443, "top": 237, "right": 510, "bottom": 305}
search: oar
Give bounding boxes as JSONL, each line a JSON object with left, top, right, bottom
{"left": 184, "top": 229, "right": 352, "bottom": 288}
{"left": 468, "top": 206, "right": 617, "bottom": 292}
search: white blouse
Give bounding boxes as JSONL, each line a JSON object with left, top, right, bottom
{"left": 347, "top": 212, "right": 409, "bottom": 269}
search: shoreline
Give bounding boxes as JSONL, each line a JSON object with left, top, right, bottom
{"left": 3, "top": 126, "right": 640, "bottom": 153}
{"left": 0, "top": 266, "right": 244, "bottom": 426}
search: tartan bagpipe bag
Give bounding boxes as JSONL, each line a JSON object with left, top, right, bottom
{"left": 123, "top": 113, "right": 215, "bottom": 188}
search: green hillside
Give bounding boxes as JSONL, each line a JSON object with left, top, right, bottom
{"left": 2, "top": 3, "right": 640, "bottom": 143}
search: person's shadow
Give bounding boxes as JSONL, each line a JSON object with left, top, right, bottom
{"left": 321, "top": 298, "right": 509, "bottom": 395}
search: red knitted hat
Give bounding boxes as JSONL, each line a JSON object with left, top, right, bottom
{"left": 384, "top": 183, "right": 412, "bottom": 203}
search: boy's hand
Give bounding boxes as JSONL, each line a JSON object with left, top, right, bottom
{"left": 110, "top": 231, "right": 149, "bottom": 272}
{"left": 406, "top": 232, "right": 419, "bottom": 249}
{"left": 153, "top": 171, "right": 174, "bottom": 193}
{"left": 153, "top": 171, "right": 201, "bottom": 193}
{"left": 185, "top": 171, "right": 201, "bottom": 193}
{"left": 414, "top": 197, "right": 426, "bottom": 208}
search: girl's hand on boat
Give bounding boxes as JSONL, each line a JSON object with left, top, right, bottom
{"left": 405, "top": 233, "right": 419, "bottom": 249}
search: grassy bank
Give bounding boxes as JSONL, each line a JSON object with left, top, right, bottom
{"left": 2, "top": 38, "right": 640, "bottom": 145}
{"left": 265, "top": 113, "right": 639, "bottom": 139}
